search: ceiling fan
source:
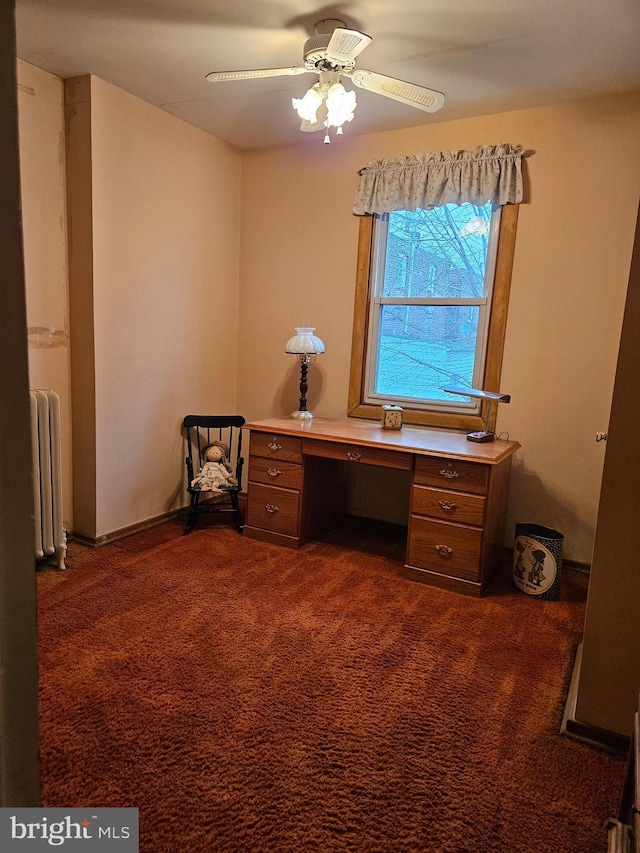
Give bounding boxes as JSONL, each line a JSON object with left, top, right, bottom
{"left": 205, "top": 19, "right": 445, "bottom": 142}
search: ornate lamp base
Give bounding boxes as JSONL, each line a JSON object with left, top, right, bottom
{"left": 292, "top": 409, "right": 314, "bottom": 420}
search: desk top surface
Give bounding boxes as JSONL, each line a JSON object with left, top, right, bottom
{"left": 245, "top": 417, "right": 520, "bottom": 465}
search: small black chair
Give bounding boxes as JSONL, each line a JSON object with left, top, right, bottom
{"left": 183, "top": 415, "right": 245, "bottom": 534}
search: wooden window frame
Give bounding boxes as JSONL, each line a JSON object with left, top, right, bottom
{"left": 348, "top": 204, "right": 519, "bottom": 432}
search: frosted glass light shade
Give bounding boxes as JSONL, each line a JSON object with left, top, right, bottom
{"left": 292, "top": 86, "right": 323, "bottom": 122}
{"left": 285, "top": 327, "right": 325, "bottom": 355}
{"left": 325, "top": 84, "right": 356, "bottom": 127}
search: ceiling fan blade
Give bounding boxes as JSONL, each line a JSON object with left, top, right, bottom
{"left": 346, "top": 70, "right": 445, "bottom": 113}
{"left": 206, "top": 67, "right": 310, "bottom": 82}
{"left": 325, "top": 28, "right": 372, "bottom": 63}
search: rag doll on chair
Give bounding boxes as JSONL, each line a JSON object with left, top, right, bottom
{"left": 191, "top": 441, "right": 237, "bottom": 493}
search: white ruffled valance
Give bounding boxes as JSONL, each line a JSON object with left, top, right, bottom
{"left": 353, "top": 143, "right": 525, "bottom": 215}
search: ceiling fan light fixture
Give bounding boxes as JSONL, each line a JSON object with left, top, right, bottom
{"left": 293, "top": 79, "right": 356, "bottom": 135}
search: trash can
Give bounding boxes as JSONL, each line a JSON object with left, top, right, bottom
{"left": 512, "top": 523, "right": 564, "bottom": 600}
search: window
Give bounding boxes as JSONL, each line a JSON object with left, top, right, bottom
{"left": 368, "top": 202, "right": 497, "bottom": 410}
{"left": 348, "top": 202, "right": 519, "bottom": 431}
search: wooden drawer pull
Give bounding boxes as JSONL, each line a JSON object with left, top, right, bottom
{"left": 438, "top": 500, "right": 457, "bottom": 512}
{"left": 440, "top": 468, "right": 459, "bottom": 480}
{"left": 267, "top": 438, "right": 282, "bottom": 452}
{"left": 267, "top": 468, "right": 282, "bottom": 478}
{"left": 435, "top": 544, "right": 454, "bottom": 557}
{"left": 346, "top": 450, "right": 362, "bottom": 462}
{"left": 265, "top": 504, "right": 279, "bottom": 514}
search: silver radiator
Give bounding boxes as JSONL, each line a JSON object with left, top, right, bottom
{"left": 30, "top": 389, "right": 66, "bottom": 569}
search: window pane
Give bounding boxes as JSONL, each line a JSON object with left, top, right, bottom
{"left": 374, "top": 305, "right": 479, "bottom": 402}
{"left": 383, "top": 203, "right": 492, "bottom": 299}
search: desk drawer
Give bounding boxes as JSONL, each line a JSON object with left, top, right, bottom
{"left": 407, "top": 517, "right": 482, "bottom": 581}
{"left": 411, "top": 485, "right": 486, "bottom": 526}
{"left": 248, "top": 456, "right": 302, "bottom": 490}
{"left": 250, "top": 432, "right": 302, "bottom": 463}
{"left": 247, "top": 483, "right": 300, "bottom": 536}
{"left": 303, "top": 439, "right": 412, "bottom": 471}
{"left": 414, "top": 456, "right": 488, "bottom": 494}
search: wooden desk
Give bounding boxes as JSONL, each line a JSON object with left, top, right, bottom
{"left": 243, "top": 417, "right": 520, "bottom": 596}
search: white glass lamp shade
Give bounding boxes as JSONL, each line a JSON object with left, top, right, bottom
{"left": 292, "top": 86, "right": 324, "bottom": 123}
{"left": 285, "top": 327, "right": 325, "bottom": 356}
{"left": 286, "top": 327, "right": 324, "bottom": 420}
{"left": 325, "top": 84, "right": 357, "bottom": 128}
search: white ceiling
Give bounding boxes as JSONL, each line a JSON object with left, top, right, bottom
{"left": 15, "top": 0, "right": 640, "bottom": 151}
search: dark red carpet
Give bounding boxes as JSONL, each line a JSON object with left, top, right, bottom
{"left": 37, "top": 519, "right": 625, "bottom": 852}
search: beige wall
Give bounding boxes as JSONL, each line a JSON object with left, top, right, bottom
{"left": 90, "top": 77, "right": 242, "bottom": 537}
{"left": 17, "top": 61, "right": 72, "bottom": 528}
{"left": 67, "top": 76, "right": 242, "bottom": 539}
{"left": 19, "top": 67, "right": 243, "bottom": 541}
{"left": 238, "top": 92, "right": 640, "bottom": 563}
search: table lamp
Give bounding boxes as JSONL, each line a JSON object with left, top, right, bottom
{"left": 442, "top": 386, "right": 511, "bottom": 442}
{"left": 285, "top": 326, "right": 325, "bottom": 420}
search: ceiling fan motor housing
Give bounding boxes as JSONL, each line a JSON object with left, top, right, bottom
{"left": 303, "top": 34, "right": 355, "bottom": 72}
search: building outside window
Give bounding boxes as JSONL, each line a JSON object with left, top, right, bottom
{"left": 349, "top": 202, "right": 519, "bottom": 432}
